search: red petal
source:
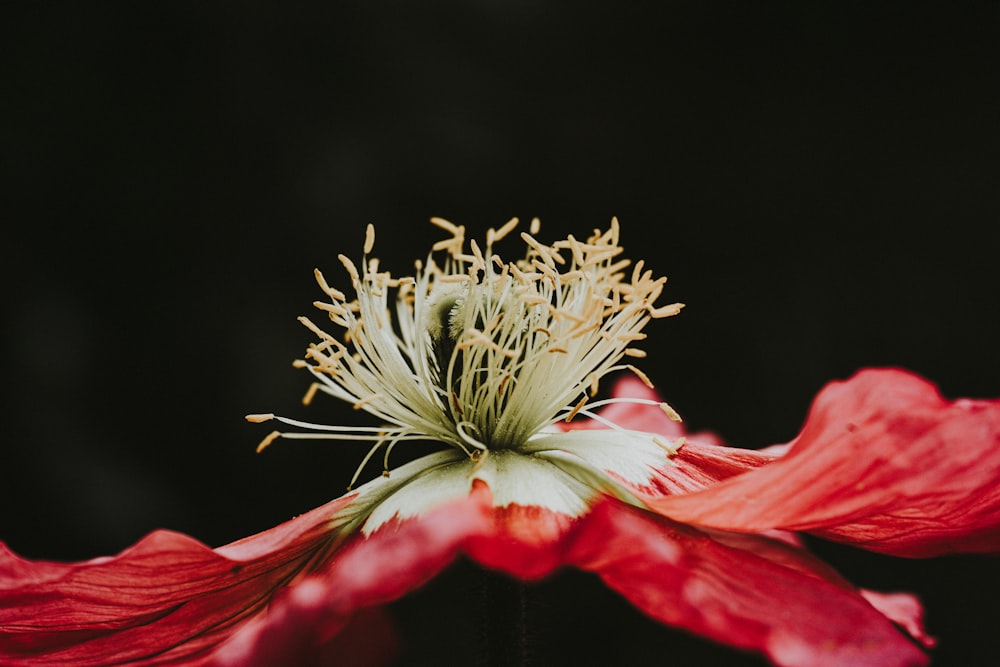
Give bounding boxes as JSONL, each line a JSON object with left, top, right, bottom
{"left": 209, "top": 492, "right": 492, "bottom": 667}
{"left": 648, "top": 368, "right": 1000, "bottom": 556}
{"left": 219, "top": 487, "right": 927, "bottom": 667}
{"left": 696, "top": 529, "right": 935, "bottom": 650}
{"left": 297, "top": 606, "right": 399, "bottom": 667}
{"left": 212, "top": 482, "right": 589, "bottom": 665}
{"left": 0, "top": 497, "right": 348, "bottom": 666}
{"left": 643, "top": 440, "right": 778, "bottom": 496}
{"left": 566, "top": 500, "right": 928, "bottom": 667}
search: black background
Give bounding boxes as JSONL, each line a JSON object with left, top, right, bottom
{"left": 3, "top": 2, "right": 998, "bottom": 665}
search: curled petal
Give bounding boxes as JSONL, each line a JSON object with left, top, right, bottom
{"left": 566, "top": 500, "right": 928, "bottom": 667}
{"left": 222, "top": 490, "right": 927, "bottom": 667}
{"left": 0, "top": 498, "right": 348, "bottom": 666}
{"left": 648, "top": 368, "right": 1000, "bottom": 556}
{"left": 210, "top": 491, "right": 493, "bottom": 667}
{"left": 695, "top": 529, "right": 934, "bottom": 650}
{"left": 213, "top": 481, "right": 578, "bottom": 667}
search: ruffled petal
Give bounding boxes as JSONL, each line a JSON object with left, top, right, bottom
{"left": 566, "top": 500, "right": 928, "bottom": 667}
{"left": 220, "top": 488, "right": 927, "bottom": 667}
{"left": 212, "top": 480, "right": 581, "bottom": 667}
{"left": 695, "top": 529, "right": 934, "bottom": 650}
{"left": 209, "top": 491, "right": 493, "bottom": 667}
{"left": 0, "top": 497, "right": 348, "bottom": 666}
{"left": 648, "top": 368, "right": 1000, "bottom": 556}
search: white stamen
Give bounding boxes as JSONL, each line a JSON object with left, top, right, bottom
{"left": 252, "top": 217, "right": 683, "bottom": 502}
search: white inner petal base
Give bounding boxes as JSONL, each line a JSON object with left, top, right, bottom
{"left": 336, "top": 429, "right": 671, "bottom": 534}
{"left": 526, "top": 429, "right": 675, "bottom": 488}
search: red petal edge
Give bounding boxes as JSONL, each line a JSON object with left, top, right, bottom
{"left": 208, "top": 489, "right": 494, "bottom": 667}
{"left": 4, "top": 369, "right": 964, "bottom": 665}
{"left": 565, "top": 500, "right": 928, "bottom": 667}
{"left": 648, "top": 368, "right": 1000, "bottom": 556}
{"left": 0, "top": 497, "right": 348, "bottom": 666}
{"left": 215, "top": 488, "right": 926, "bottom": 667}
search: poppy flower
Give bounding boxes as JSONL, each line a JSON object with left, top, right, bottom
{"left": 1, "top": 218, "right": 998, "bottom": 666}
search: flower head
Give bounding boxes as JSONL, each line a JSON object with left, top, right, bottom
{"left": 3, "top": 217, "right": 1000, "bottom": 667}
{"left": 249, "top": 217, "right": 686, "bottom": 533}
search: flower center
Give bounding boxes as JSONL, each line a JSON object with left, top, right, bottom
{"left": 247, "top": 217, "right": 683, "bottom": 489}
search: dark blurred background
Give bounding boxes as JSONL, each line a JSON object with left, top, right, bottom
{"left": 3, "top": 2, "right": 998, "bottom": 664}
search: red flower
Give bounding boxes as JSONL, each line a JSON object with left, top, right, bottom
{"left": 2, "top": 219, "right": 998, "bottom": 666}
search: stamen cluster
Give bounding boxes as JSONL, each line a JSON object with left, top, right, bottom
{"left": 249, "top": 217, "right": 681, "bottom": 487}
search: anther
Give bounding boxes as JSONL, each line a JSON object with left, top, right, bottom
{"left": 632, "top": 260, "right": 645, "bottom": 285}
{"left": 653, "top": 435, "right": 685, "bottom": 457}
{"left": 313, "top": 301, "right": 348, "bottom": 317}
{"left": 429, "top": 216, "right": 461, "bottom": 234}
{"left": 338, "top": 254, "right": 360, "bottom": 282}
{"left": 314, "top": 268, "right": 347, "bottom": 301}
{"left": 564, "top": 395, "right": 589, "bottom": 422}
{"left": 299, "top": 316, "right": 338, "bottom": 343}
{"left": 245, "top": 413, "right": 275, "bottom": 423}
{"left": 302, "top": 382, "right": 321, "bottom": 405}
{"left": 364, "top": 223, "right": 376, "bottom": 254}
{"left": 255, "top": 430, "right": 282, "bottom": 453}
{"left": 488, "top": 217, "right": 520, "bottom": 246}
{"left": 626, "top": 364, "right": 654, "bottom": 388}
{"left": 659, "top": 402, "right": 682, "bottom": 422}
{"left": 649, "top": 302, "right": 685, "bottom": 318}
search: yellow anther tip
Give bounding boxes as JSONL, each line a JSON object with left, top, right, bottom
{"left": 245, "top": 413, "right": 274, "bottom": 423}
{"left": 659, "top": 402, "right": 683, "bottom": 422}
{"left": 255, "top": 430, "right": 282, "bottom": 453}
